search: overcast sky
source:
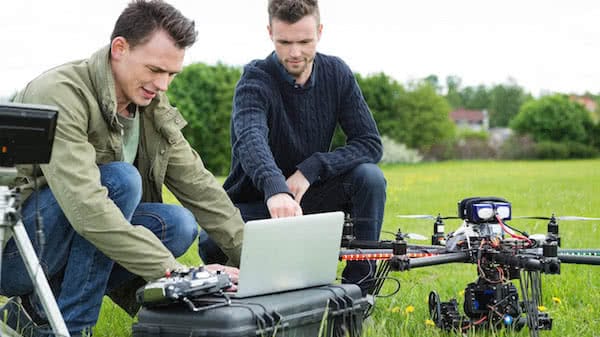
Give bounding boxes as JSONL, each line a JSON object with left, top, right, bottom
{"left": 2, "top": 0, "right": 600, "bottom": 98}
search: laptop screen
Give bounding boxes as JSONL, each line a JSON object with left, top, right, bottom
{"left": 232, "top": 211, "right": 344, "bottom": 298}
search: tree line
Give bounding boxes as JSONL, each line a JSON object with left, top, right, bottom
{"left": 167, "top": 64, "right": 600, "bottom": 175}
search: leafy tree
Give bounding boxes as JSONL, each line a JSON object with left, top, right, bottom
{"left": 445, "top": 75, "right": 463, "bottom": 109}
{"left": 488, "top": 81, "right": 531, "bottom": 127}
{"left": 166, "top": 62, "right": 241, "bottom": 175}
{"left": 461, "top": 84, "right": 490, "bottom": 110}
{"left": 510, "top": 94, "right": 593, "bottom": 144}
{"left": 423, "top": 74, "right": 442, "bottom": 94}
{"left": 397, "top": 82, "right": 455, "bottom": 150}
{"left": 356, "top": 74, "right": 454, "bottom": 152}
{"left": 355, "top": 72, "right": 405, "bottom": 144}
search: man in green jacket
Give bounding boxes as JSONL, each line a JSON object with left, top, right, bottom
{"left": 0, "top": 1, "right": 244, "bottom": 335}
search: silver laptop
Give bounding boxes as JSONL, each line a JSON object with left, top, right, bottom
{"left": 229, "top": 211, "right": 344, "bottom": 298}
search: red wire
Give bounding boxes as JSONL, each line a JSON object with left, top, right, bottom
{"left": 496, "top": 214, "right": 532, "bottom": 245}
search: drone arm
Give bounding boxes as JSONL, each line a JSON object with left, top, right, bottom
{"left": 342, "top": 239, "right": 394, "bottom": 250}
{"left": 558, "top": 254, "right": 600, "bottom": 266}
{"left": 493, "top": 254, "right": 561, "bottom": 274}
{"left": 409, "top": 252, "right": 471, "bottom": 269}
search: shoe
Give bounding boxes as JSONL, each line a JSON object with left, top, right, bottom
{"left": 0, "top": 297, "right": 38, "bottom": 337}
{"left": 106, "top": 276, "right": 146, "bottom": 317}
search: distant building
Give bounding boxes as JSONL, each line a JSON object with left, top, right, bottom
{"left": 449, "top": 108, "right": 489, "bottom": 131}
{"left": 569, "top": 95, "right": 597, "bottom": 112}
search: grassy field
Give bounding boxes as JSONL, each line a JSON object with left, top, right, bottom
{"left": 92, "top": 160, "right": 599, "bottom": 337}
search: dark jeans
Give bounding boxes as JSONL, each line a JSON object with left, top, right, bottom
{"left": 198, "top": 163, "right": 386, "bottom": 295}
{"left": 0, "top": 162, "right": 198, "bottom": 335}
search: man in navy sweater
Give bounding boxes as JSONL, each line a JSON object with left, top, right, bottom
{"left": 198, "top": 0, "right": 386, "bottom": 296}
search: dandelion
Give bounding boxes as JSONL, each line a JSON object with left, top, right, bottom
{"left": 459, "top": 290, "right": 465, "bottom": 297}
{"left": 425, "top": 319, "right": 436, "bottom": 326}
{"left": 552, "top": 297, "right": 561, "bottom": 304}
{"left": 538, "top": 305, "right": 547, "bottom": 312}
{"left": 390, "top": 306, "right": 401, "bottom": 313}
{"left": 402, "top": 305, "right": 415, "bottom": 329}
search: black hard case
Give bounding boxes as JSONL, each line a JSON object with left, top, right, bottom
{"left": 132, "top": 284, "right": 367, "bottom": 337}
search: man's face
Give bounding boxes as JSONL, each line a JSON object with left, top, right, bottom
{"left": 111, "top": 29, "right": 185, "bottom": 109}
{"left": 269, "top": 15, "right": 322, "bottom": 84}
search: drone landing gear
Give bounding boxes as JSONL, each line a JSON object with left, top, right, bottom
{"left": 428, "top": 282, "right": 529, "bottom": 335}
{"left": 428, "top": 291, "right": 467, "bottom": 331}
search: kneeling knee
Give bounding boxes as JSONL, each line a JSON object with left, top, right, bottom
{"left": 352, "top": 163, "right": 386, "bottom": 191}
{"left": 170, "top": 208, "right": 199, "bottom": 257}
{"left": 100, "top": 162, "right": 142, "bottom": 201}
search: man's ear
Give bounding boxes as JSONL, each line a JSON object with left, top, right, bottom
{"left": 267, "top": 24, "right": 273, "bottom": 40}
{"left": 317, "top": 23, "right": 323, "bottom": 41}
{"left": 110, "top": 36, "right": 129, "bottom": 60}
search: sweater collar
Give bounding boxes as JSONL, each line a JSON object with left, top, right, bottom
{"left": 270, "top": 51, "right": 316, "bottom": 89}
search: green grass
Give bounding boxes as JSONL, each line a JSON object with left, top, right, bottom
{"left": 36, "top": 160, "right": 600, "bottom": 336}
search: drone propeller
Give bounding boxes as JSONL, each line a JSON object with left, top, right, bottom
{"left": 396, "top": 214, "right": 460, "bottom": 220}
{"left": 381, "top": 230, "right": 428, "bottom": 241}
{"left": 344, "top": 215, "right": 376, "bottom": 223}
{"left": 397, "top": 214, "right": 436, "bottom": 219}
{"left": 403, "top": 233, "right": 428, "bottom": 241}
{"left": 513, "top": 215, "right": 600, "bottom": 221}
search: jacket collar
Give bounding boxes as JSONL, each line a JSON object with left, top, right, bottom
{"left": 88, "top": 45, "right": 122, "bottom": 132}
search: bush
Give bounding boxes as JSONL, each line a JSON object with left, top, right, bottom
{"left": 422, "top": 141, "right": 455, "bottom": 161}
{"left": 511, "top": 94, "right": 592, "bottom": 144}
{"left": 422, "top": 130, "right": 496, "bottom": 161}
{"left": 499, "top": 137, "right": 598, "bottom": 160}
{"left": 167, "top": 63, "right": 241, "bottom": 175}
{"left": 498, "top": 134, "right": 537, "bottom": 159}
{"left": 380, "top": 136, "right": 422, "bottom": 164}
{"left": 564, "top": 142, "right": 599, "bottom": 158}
{"left": 454, "top": 137, "right": 497, "bottom": 159}
{"left": 456, "top": 128, "right": 489, "bottom": 142}
{"left": 534, "top": 141, "right": 569, "bottom": 159}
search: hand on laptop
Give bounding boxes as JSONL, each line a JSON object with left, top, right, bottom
{"left": 204, "top": 264, "right": 240, "bottom": 291}
{"left": 286, "top": 170, "right": 310, "bottom": 204}
{"left": 267, "top": 193, "right": 303, "bottom": 218}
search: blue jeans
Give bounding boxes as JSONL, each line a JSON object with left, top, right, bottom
{"left": 0, "top": 162, "right": 198, "bottom": 335}
{"left": 198, "top": 163, "right": 386, "bottom": 295}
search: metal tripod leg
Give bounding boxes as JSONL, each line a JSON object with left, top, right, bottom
{"left": 8, "top": 221, "right": 70, "bottom": 337}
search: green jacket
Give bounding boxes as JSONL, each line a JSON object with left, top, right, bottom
{"left": 12, "top": 45, "right": 244, "bottom": 281}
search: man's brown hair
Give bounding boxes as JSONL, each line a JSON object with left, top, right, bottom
{"left": 111, "top": 0, "right": 197, "bottom": 49}
{"left": 268, "top": 0, "right": 320, "bottom": 25}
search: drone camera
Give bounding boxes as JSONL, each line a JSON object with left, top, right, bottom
{"left": 458, "top": 197, "right": 511, "bottom": 224}
{"left": 470, "top": 202, "right": 511, "bottom": 223}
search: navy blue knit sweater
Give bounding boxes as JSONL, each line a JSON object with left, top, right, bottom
{"left": 223, "top": 52, "right": 382, "bottom": 203}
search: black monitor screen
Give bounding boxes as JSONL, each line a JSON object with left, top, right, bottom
{"left": 0, "top": 102, "right": 58, "bottom": 167}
